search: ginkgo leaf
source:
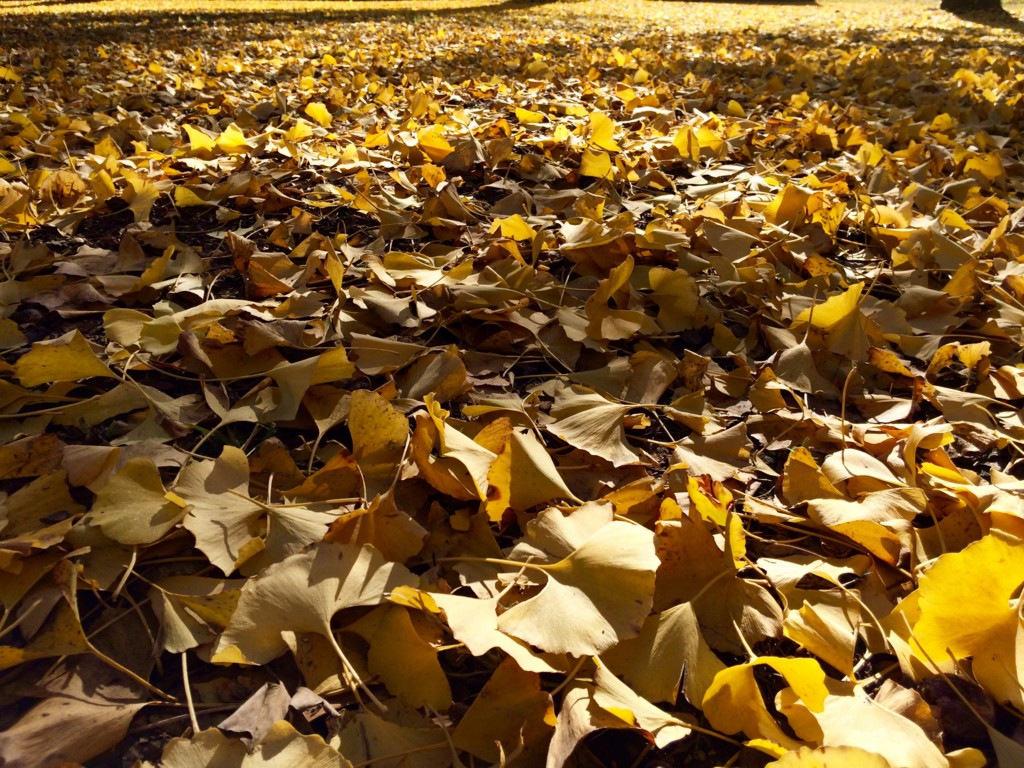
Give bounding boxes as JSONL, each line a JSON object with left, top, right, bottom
{"left": 497, "top": 506, "right": 658, "bottom": 656}
{"left": 305, "top": 101, "right": 333, "bottom": 128}
{"left": 333, "top": 709, "right": 448, "bottom": 768}
{"left": 349, "top": 389, "right": 409, "bottom": 500}
{"left": 702, "top": 656, "right": 829, "bottom": 749}
{"left": 515, "top": 106, "right": 546, "bottom": 123}
{"left": 589, "top": 111, "right": 621, "bottom": 152}
{"left": 591, "top": 661, "right": 692, "bottom": 748}
{"left": 0, "top": 561, "right": 165, "bottom": 702}
{"left": 212, "top": 541, "right": 414, "bottom": 705}
{"left": 0, "top": 659, "right": 149, "bottom": 768}
{"left": 452, "top": 657, "right": 555, "bottom": 762}
{"left": 183, "top": 124, "right": 216, "bottom": 153}
{"left": 776, "top": 685, "right": 951, "bottom": 768}
{"left": 484, "top": 422, "right": 579, "bottom": 518}
{"left": 429, "top": 591, "right": 560, "bottom": 674}
{"left": 154, "top": 721, "right": 349, "bottom": 768}
{"left": 174, "top": 186, "right": 211, "bottom": 208}
{"left": 82, "top": 457, "right": 187, "bottom": 545}
{"left": 579, "top": 147, "right": 613, "bottom": 179}
{"left": 417, "top": 125, "right": 454, "bottom": 161}
{"left": 764, "top": 184, "right": 811, "bottom": 229}
{"left": 218, "top": 683, "right": 292, "bottom": 746}
{"left": 544, "top": 383, "right": 642, "bottom": 467}
{"left": 178, "top": 446, "right": 339, "bottom": 575}
{"left": 410, "top": 397, "right": 495, "bottom": 500}
{"left": 509, "top": 500, "right": 619, "bottom": 564}
{"left": 324, "top": 489, "right": 426, "bottom": 564}
{"left": 116, "top": 172, "right": 158, "bottom": 224}
{"left": 15, "top": 330, "right": 115, "bottom": 387}
{"left": 0, "top": 596, "right": 91, "bottom": 671}
{"left": 784, "top": 600, "right": 859, "bottom": 679}
{"left": 648, "top": 268, "right": 700, "bottom": 332}
{"left": 395, "top": 348, "right": 468, "bottom": 402}
{"left": 150, "top": 575, "right": 243, "bottom": 653}
{"left": 547, "top": 676, "right": 634, "bottom": 768}
{"left": 794, "top": 283, "right": 863, "bottom": 331}
{"left": 348, "top": 605, "right": 451, "bottom": 711}
{"left": 673, "top": 126, "right": 700, "bottom": 162}
{"left": 176, "top": 447, "right": 266, "bottom": 574}
{"left": 284, "top": 448, "right": 362, "bottom": 502}
{"left": 9, "top": 2, "right": 1024, "bottom": 764}
{"left": 768, "top": 747, "right": 893, "bottom": 768}
{"left": 907, "top": 531, "right": 1024, "bottom": 708}
{"left": 216, "top": 122, "right": 252, "bottom": 154}
{"left": 348, "top": 334, "right": 425, "bottom": 375}
{"left": 585, "top": 256, "right": 661, "bottom": 342}
{"left": 490, "top": 214, "right": 537, "bottom": 241}
{"left": 602, "top": 601, "right": 725, "bottom": 706}
{"left": 654, "top": 506, "right": 783, "bottom": 654}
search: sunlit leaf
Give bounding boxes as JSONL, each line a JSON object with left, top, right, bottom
{"left": 497, "top": 504, "right": 658, "bottom": 656}
{"left": 15, "top": 331, "right": 115, "bottom": 387}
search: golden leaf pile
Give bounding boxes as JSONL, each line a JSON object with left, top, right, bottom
{"left": 1, "top": 0, "right": 1023, "bottom": 765}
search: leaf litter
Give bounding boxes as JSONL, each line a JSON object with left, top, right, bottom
{"left": 1, "top": 0, "right": 1023, "bottom": 765}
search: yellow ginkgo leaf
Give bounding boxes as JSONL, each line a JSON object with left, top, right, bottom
{"left": 686, "top": 473, "right": 733, "bottom": 527}
{"left": 776, "top": 684, "right": 954, "bottom": 768}
{"left": 484, "top": 421, "right": 579, "bottom": 519}
{"left": 150, "top": 575, "right": 243, "bottom": 653}
{"left": 702, "top": 657, "right": 828, "bottom": 749}
{"left": 768, "top": 746, "right": 892, "bottom": 768}
{"left": 417, "top": 125, "right": 454, "bottom": 161}
{"left": 956, "top": 340, "right": 990, "bottom": 372}
{"left": 304, "top": 101, "right": 332, "bottom": 128}
{"left": 156, "top": 721, "right": 347, "bottom": 768}
{"left": 15, "top": 330, "right": 115, "bottom": 387}
{"left": 763, "top": 183, "right": 812, "bottom": 229}
{"left": 793, "top": 283, "right": 864, "bottom": 331}
{"left": 515, "top": 106, "right": 547, "bottom": 124}
{"left": 452, "top": 657, "right": 555, "bottom": 762}
{"left": 497, "top": 504, "right": 658, "bottom": 656}
{"left": 183, "top": 124, "right": 215, "bottom": 153}
{"left": 215, "top": 122, "right": 252, "bottom": 154}
{"left": 348, "top": 389, "right": 409, "bottom": 500}
{"left": 173, "top": 186, "right": 210, "bottom": 208}
{"left": 177, "top": 446, "right": 338, "bottom": 575}
{"left": 649, "top": 267, "right": 700, "bottom": 332}
{"left": 580, "top": 147, "right": 613, "bottom": 179}
{"left": 335, "top": 710, "right": 446, "bottom": 768}
{"left": 965, "top": 152, "right": 1003, "bottom": 182}
{"left": 867, "top": 347, "right": 916, "bottom": 377}
{"left": 348, "top": 605, "right": 451, "bottom": 711}
{"left": 726, "top": 99, "right": 746, "bottom": 117}
{"left": 123, "top": 171, "right": 161, "bottom": 223}
{"left": 589, "top": 111, "right": 621, "bottom": 152}
{"left": 430, "top": 590, "right": 558, "bottom": 674}
{"left": 544, "top": 383, "right": 640, "bottom": 467}
{"left": 591, "top": 662, "right": 692, "bottom": 748}
{"left": 672, "top": 126, "right": 700, "bottom": 162}
{"left": 489, "top": 213, "right": 537, "bottom": 241}
{"left": 910, "top": 531, "right": 1024, "bottom": 708}
{"left": 82, "top": 457, "right": 187, "bottom": 545}
{"left": 601, "top": 601, "right": 725, "bottom": 706}
{"left": 211, "top": 541, "right": 415, "bottom": 706}
{"left": 784, "top": 600, "right": 859, "bottom": 678}
{"left": 0, "top": 598, "right": 90, "bottom": 671}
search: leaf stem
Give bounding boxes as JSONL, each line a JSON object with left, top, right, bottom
{"left": 323, "top": 624, "right": 387, "bottom": 712}
{"left": 181, "top": 652, "right": 201, "bottom": 733}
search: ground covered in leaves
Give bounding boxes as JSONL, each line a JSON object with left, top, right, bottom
{"left": 1, "top": 0, "right": 1023, "bottom": 765}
